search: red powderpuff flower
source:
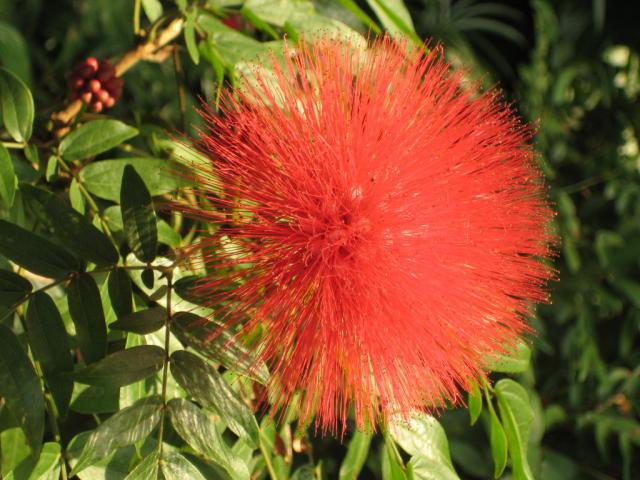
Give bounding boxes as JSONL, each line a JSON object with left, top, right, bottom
{"left": 181, "top": 37, "right": 555, "bottom": 434}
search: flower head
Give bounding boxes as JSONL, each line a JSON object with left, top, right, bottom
{"left": 183, "top": 37, "right": 554, "bottom": 434}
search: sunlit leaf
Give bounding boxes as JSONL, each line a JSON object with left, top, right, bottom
{"left": 59, "top": 120, "right": 138, "bottom": 161}
{"left": 170, "top": 350, "right": 259, "bottom": 448}
{"left": 0, "top": 144, "right": 16, "bottom": 207}
{"left": 339, "top": 430, "right": 372, "bottom": 479}
{"left": 71, "top": 345, "right": 165, "bottom": 388}
{"left": 78, "top": 158, "right": 188, "bottom": 202}
{"left": 120, "top": 165, "right": 157, "bottom": 263}
{"left": 168, "top": 398, "right": 250, "bottom": 480}
{"left": 495, "top": 379, "right": 534, "bottom": 480}
{"left": 110, "top": 307, "right": 166, "bottom": 334}
{"left": 70, "top": 396, "right": 162, "bottom": 476}
{"left": 0, "top": 67, "right": 34, "bottom": 142}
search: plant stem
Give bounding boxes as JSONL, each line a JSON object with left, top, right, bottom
{"left": 157, "top": 271, "right": 173, "bottom": 458}
{"left": 1, "top": 141, "right": 25, "bottom": 149}
{"left": 258, "top": 428, "right": 279, "bottom": 480}
{"left": 133, "top": 0, "right": 141, "bottom": 34}
{"left": 172, "top": 47, "right": 187, "bottom": 132}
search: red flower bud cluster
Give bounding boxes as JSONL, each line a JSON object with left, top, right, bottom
{"left": 69, "top": 58, "right": 123, "bottom": 113}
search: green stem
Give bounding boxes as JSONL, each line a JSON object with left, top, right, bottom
{"left": 1, "top": 141, "right": 26, "bottom": 149}
{"left": 172, "top": 48, "right": 187, "bottom": 132}
{"left": 258, "top": 428, "right": 279, "bottom": 480}
{"left": 133, "top": 0, "right": 141, "bottom": 34}
{"left": 157, "top": 271, "right": 173, "bottom": 458}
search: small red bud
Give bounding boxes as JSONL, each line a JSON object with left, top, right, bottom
{"left": 76, "top": 65, "right": 94, "bottom": 78}
{"left": 222, "top": 15, "right": 242, "bottom": 30}
{"left": 97, "top": 61, "right": 115, "bottom": 81}
{"left": 90, "top": 101, "right": 103, "bottom": 113}
{"left": 68, "top": 75, "right": 84, "bottom": 90}
{"left": 104, "top": 77, "right": 123, "bottom": 90}
{"left": 85, "top": 57, "right": 99, "bottom": 71}
{"left": 103, "top": 96, "right": 115, "bottom": 108}
{"left": 88, "top": 79, "right": 101, "bottom": 93}
{"left": 97, "top": 89, "right": 110, "bottom": 102}
{"left": 81, "top": 91, "right": 93, "bottom": 104}
{"left": 96, "top": 70, "right": 113, "bottom": 82}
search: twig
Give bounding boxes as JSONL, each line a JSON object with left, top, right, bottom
{"left": 157, "top": 271, "right": 173, "bottom": 459}
{"left": 50, "top": 18, "right": 184, "bottom": 129}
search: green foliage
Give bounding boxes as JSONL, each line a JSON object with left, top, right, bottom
{"left": 0, "top": 0, "right": 636, "bottom": 478}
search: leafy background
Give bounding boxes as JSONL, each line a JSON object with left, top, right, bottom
{"left": 0, "top": 0, "right": 639, "bottom": 479}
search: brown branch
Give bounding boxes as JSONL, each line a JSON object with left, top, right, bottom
{"left": 50, "top": 18, "right": 184, "bottom": 132}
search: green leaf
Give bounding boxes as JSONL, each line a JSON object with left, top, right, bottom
{"left": 284, "top": 12, "right": 366, "bottom": 46}
{"left": 72, "top": 345, "right": 165, "bottom": 388}
{"left": 45, "top": 155, "right": 58, "bottom": 182}
{"left": 0, "top": 67, "right": 34, "bottom": 142}
{"left": 494, "top": 379, "right": 534, "bottom": 480}
{"left": 161, "top": 453, "right": 207, "bottom": 480}
{"left": 172, "top": 311, "right": 269, "bottom": 384}
{"left": 69, "top": 178, "right": 85, "bottom": 213}
{"left": 339, "top": 430, "right": 372, "bottom": 479}
{"left": 0, "top": 220, "right": 80, "bottom": 278}
{"left": 118, "top": 334, "right": 154, "bottom": 410}
{"left": 335, "top": 0, "right": 382, "bottom": 33}
{"left": 68, "top": 274, "right": 108, "bottom": 363}
{"left": 489, "top": 405, "right": 508, "bottom": 478}
{"left": 381, "top": 437, "right": 407, "bottom": 480}
{"left": 59, "top": 120, "right": 138, "bottom": 161}
{"left": 167, "top": 398, "right": 250, "bottom": 480}
{"left": 0, "top": 413, "right": 35, "bottom": 478}
{"left": 110, "top": 307, "right": 166, "bottom": 334}
{"left": 70, "top": 396, "right": 162, "bottom": 476}
{"left": 185, "top": 10, "right": 200, "bottom": 64}
{"left": 78, "top": 157, "right": 188, "bottom": 202}
{"left": 21, "top": 185, "right": 118, "bottom": 266}
{"left": 141, "top": 0, "right": 163, "bottom": 22}
{"left": 124, "top": 451, "right": 159, "bottom": 480}
{"left": 0, "top": 268, "right": 31, "bottom": 307}
{"left": 120, "top": 165, "right": 158, "bottom": 263}
{"left": 0, "top": 324, "right": 44, "bottom": 456}
{"left": 70, "top": 383, "right": 120, "bottom": 414}
{"left": 0, "top": 21, "right": 31, "bottom": 85}
{"left": 170, "top": 350, "right": 259, "bottom": 448}
{"left": 365, "top": 0, "right": 417, "bottom": 36}
{"left": 107, "top": 268, "right": 133, "bottom": 318}
{"left": 485, "top": 341, "right": 531, "bottom": 373}
{"left": 241, "top": 0, "right": 315, "bottom": 27}
{"left": 27, "top": 442, "right": 62, "bottom": 480}
{"left": 390, "top": 415, "right": 459, "bottom": 480}
{"left": 468, "top": 383, "right": 483, "bottom": 426}
{"left": 292, "top": 464, "right": 316, "bottom": 480}
{"left": 67, "top": 433, "right": 136, "bottom": 480}
{"left": 26, "top": 292, "right": 74, "bottom": 416}
{"left": 0, "top": 144, "right": 16, "bottom": 207}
